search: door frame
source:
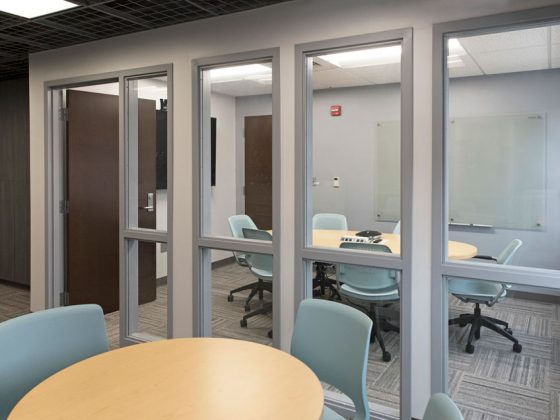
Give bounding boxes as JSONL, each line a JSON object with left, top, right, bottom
{"left": 44, "top": 64, "right": 173, "bottom": 347}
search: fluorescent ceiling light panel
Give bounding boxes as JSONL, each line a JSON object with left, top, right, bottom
{"left": 209, "top": 64, "right": 271, "bottom": 83}
{"left": 318, "top": 45, "right": 402, "bottom": 69}
{"left": 0, "top": 0, "right": 77, "bottom": 18}
{"left": 448, "top": 38, "right": 467, "bottom": 56}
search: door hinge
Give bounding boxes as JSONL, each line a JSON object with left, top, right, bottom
{"left": 60, "top": 292, "right": 70, "bottom": 306}
{"left": 59, "top": 107, "right": 68, "bottom": 121}
{"left": 59, "top": 200, "right": 69, "bottom": 214}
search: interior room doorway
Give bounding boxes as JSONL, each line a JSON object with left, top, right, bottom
{"left": 64, "top": 86, "right": 157, "bottom": 313}
{"left": 244, "top": 115, "right": 272, "bottom": 230}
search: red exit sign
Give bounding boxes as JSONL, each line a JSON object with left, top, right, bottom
{"left": 330, "top": 105, "right": 342, "bottom": 116}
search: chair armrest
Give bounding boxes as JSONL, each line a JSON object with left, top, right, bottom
{"left": 473, "top": 255, "right": 498, "bottom": 262}
{"left": 487, "top": 283, "right": 508, "bottom": 307}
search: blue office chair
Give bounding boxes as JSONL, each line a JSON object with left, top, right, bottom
{"left": 312, "top": 213, "right": 348, "bottom": 300}
{"left": 392, "top": 220, "right": 401, "bottom": 234}
{"left": 292, "top": 299, "right": 372, "bottom": 420}
{"left": 227, "top": 215, "right": 271, "bottom": 311}
{"left": 423, "top": 393, "right": 464, "bottom": 420}
{"left": 0, "top": 304, "right": 109, "bottom": 419}
{"left": 338, "top": 242, "right": 399, "bottom": 362}
{"left": 239, "top": 228, "right": 273, "bottom": 338}
{"left": 312, "top": 213, "right": 348, "bottom": 230}
{"left": 448, "top": 239, "right": 523, "bottom": 354}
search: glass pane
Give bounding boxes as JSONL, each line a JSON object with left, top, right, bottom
{"left": 445, "top": 23, "right": 560, "bottom": 270}
{"left": 210, "top": 248, "right": 273, "bottom": 346}
{"left": 126, "top": 74, "right": 168, "bottom": 231}
{"left": 308, "top": 43, "right": 402, "bottom": 252}
{"left": 126, "top": 239, "right": 168, "bottom": 340}
{"left": 201, "top": 61, "right": 273, "bottom": 239}
{"left": 447, "top": 276, "right": 558, "bottom": 419}
{"left": 307, "top": 259, "right": 401, "bottom": 416}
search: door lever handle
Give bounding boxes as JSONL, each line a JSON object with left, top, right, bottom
{"left": 140, "top": 205, "right": 154, "bottom": 212}
{"left": 140, "top": 192, "right": 155, "bottom": 212}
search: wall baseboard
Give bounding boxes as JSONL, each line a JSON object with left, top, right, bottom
{"left": 211, "top": 256, "right": 236, "bottom": 269}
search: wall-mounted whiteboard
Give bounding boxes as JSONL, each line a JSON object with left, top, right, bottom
{"left": 374, "top": 121, "right": 400, "bottom": 222}
{"left": 374, "top": 114, "right": 546, "bottom": 230}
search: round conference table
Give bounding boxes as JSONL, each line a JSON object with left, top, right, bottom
{"left": 312, "top": 230, "right": 477, "bottom": 260}
{"left": 9, "top": 338, "right": 324, "bottom": 420}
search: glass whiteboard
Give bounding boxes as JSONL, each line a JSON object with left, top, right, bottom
{"left": 374, "top": 114, "right": 546, "bottom": 230}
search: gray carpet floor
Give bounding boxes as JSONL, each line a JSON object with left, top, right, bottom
{"left": 1, "top": 268, "right": 558, "bottom": 419}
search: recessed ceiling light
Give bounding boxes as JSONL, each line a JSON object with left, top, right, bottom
{"left": 0, "top": 0, "right": 77, "bottom": 19}
{"left": 209, "top": 64, "right": 271, "bottom": 83}
{"left": 318, "top": 45, "right": 402, "bottom": 69}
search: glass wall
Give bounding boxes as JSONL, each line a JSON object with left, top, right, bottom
{"left": 442, "top": 21, "right": 560, "bottom": 420}
{"left": 200, "top": 61, "right": 274, "bottom": 239}
{"left": 445, "top": 24, "right": 560, "bottom": 270}
{"left": 308, "top": 42, "right": 402, "bottom": 252}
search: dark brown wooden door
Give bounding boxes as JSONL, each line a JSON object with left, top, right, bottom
{"left": 244, "top": 115, "right": 273, "bottom": 230}
{"left": 66, "top": 90, "right": 156, "bottom": 314}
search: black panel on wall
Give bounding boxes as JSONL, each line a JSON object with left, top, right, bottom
{"left": 0, "top": 78, "right": 30, "bottom": 286}
{"left": 156, "top": 109, "right": 167, "bottom": 190}
{"left": 211, "top": 117, "right": 216, "bottom": 187}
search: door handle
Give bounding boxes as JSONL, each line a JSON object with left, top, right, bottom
{"left": 140, "top": 192, "right": 154, "bottom": 212}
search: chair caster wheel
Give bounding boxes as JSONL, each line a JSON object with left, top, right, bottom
{"left": 267, "top": 331, "right": 273, "bottom": 339}
{"left": 513, "top": 343, "right": 522, "bottom": 353}
{"left": 465, "top": 344, "right": 475, "bottom": 354}
{"left": 240, "top": 319, "right": 248, "bottom": 328}
{"left": 227, "top": 295, "right": 234, "bottom": 302}
{"left": 505, "top": 328, "right": 513, "bottom": 335}
{"left": 244, "top": 304, "right": 251, "bottom": 312}
{"left": 382, "top": 352, "right": 391, "bottom": 362}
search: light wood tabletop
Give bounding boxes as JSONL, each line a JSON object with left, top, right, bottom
{"left": 9, "top": 338, "right": 324, "bottom": 420}
{"left": 312, "top": 230, "right": 477, "bottom": 260}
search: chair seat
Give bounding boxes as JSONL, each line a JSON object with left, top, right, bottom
{"left": 340, "top": 283, "right": 399, "bottom": 302}
{"left": 250, "top": 267, "right": 273, "bottom": 280}
{"left": 448, "top": 278, "right": 506, "bottom": 303}
{"left": 322, "top": 405, "right": 346, "bottom": 420}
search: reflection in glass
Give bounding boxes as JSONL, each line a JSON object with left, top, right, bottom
{"left": 202, "top": 61, "right": 274, "bottom": 239}
{"left": 445, "top": 24, "right": 560, "bottom": 270}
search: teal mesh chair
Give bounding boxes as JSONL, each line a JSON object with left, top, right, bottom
{"left": 312, "top": 213, "right": 348, "bottom": 299}
{"left": 227, "top": 215, "right": 271, "bottom": 311}
{"left": 312, "top": 213, "right": 348, "bottom": 230}
{"left": 239, "top": 228, "right": 273, "bottom": 338}
{"left": 448, "top": 239, "right": 523, "bottom": 354}
{"left": 338, "top": 242, "right": 399, "bottom": 362}
{"left": 423, "top": 393, "right": 464, "bottom": 420}
{"left": 0, "top": 304, "right": 108, "bottom": 419}
{"left": 291, "top": 299, "right": 372, "bottom": 420}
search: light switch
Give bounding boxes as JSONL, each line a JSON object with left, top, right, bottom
{"left": 312, "top": 177, "right": 320, "bottom": 186}
{"left": 333, "top": 176, "right": 340, "bottom": 188}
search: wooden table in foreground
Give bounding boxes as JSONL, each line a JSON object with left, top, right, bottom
{"left": 312, "top": 230, "right": 477, "bottom": 260}
{"left": 9, "top": 338, "right": 324, "bottom": 420}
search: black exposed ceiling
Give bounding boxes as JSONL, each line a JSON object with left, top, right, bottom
{"left": 0, "top": 0, "right": 292, "bottom": 81}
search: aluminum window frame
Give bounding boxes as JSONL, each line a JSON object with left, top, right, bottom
{"left": 431, "top": 5, "right": 560, "bottom": 393}
{"left": 294, "top": 29, "right": 414, "bottom": 420}
{"left": 191, "top": 48, "right": 282, "bottom": 347}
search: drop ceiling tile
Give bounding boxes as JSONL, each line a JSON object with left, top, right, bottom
{"left": 474, "top": 45, "right": 549, "bottom": 75}
{"left": 312, "top": 68, "right": 371, "bottom": 90}
{"left": 459, "top": 27, "right": 548, "bottom": 54}
{"left": 348, "top": 63, "right": 401, "bottom": 85}
{"left": 448, "top": 53, "right": 483, "bottom": 79}
{"left": 211, "top": 79, "right": 272, "bottom": 97}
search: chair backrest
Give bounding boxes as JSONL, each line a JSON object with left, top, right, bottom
{"left": 228, "top": 215, "right": 257, "bottom": 239}
{"left": 423, "top": 393, "right": 464, "bottom": 420}
{"left": 228, "top": 215, "right": 257, "bottom": 265}
{"left": 339, "top": 243, "right": 398, "bottom": 292}
{"left": 497, "top": 239, "right": 522, "bottom": 265}
{"left": 242, "top": 228, "right": 273, "bottom": 275}
{"left": 312, "top": 213, "right": 348, "bottom": 230}
{"left": 291, "top": 299, "right": 372, "bottom": 420}
{"left": 392, "top": 220, "right": 401, "bottom": 234}
{"left": 0, "top": 304, "right": 108, "bottom": 419}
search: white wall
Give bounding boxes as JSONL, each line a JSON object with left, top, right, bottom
{"left": 28, "top": 0, "right": 560, "bottom": 416}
